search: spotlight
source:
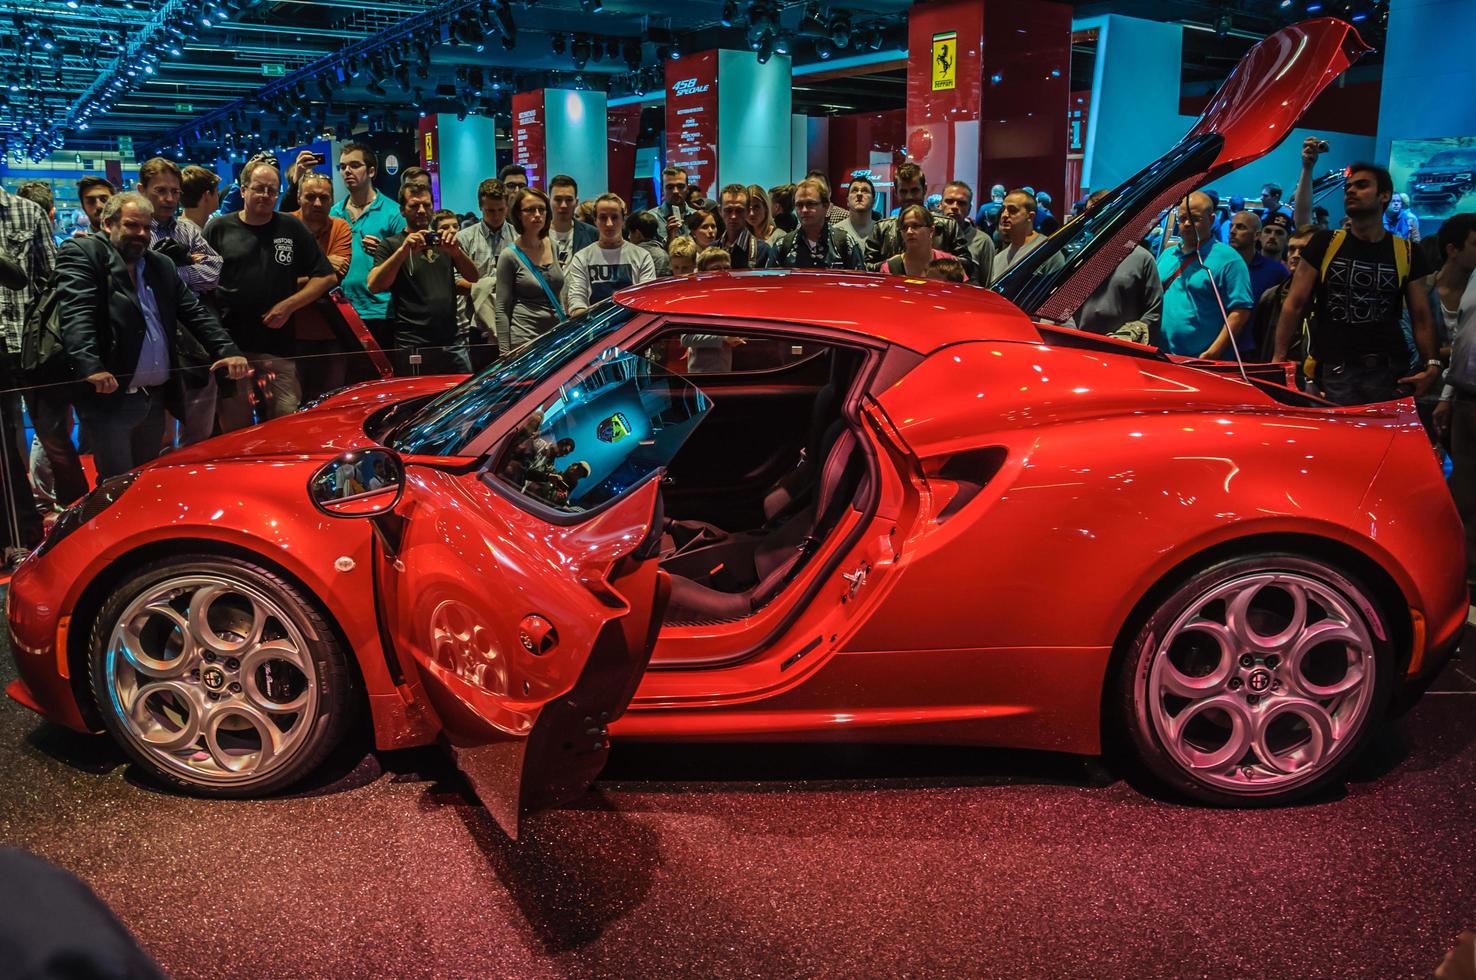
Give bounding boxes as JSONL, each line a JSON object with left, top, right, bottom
{"left": 756, "top": 33, "right": 772, "bottom": 64}
{"left": 721, "top": 1, "right": 737, "bottom": 27}
{"left": 815, "top": 37, "right": 834, "bottom": 60}
{"left": 773, "top": 33, "right": 791, "bottom": 54}
{"left": 669, "top": 36, "right": 683, "bottom": 59}
{"left": 828, "top": 12, "right": 852, "bottom": 48}
{"left": 579, "top": 0, "right": 602, "bottom": 11}
{"left": 551, "top": 33, "right": 566, "bottom": 54}
{"left": 1214, "top": 11, "right": 1233, "bottom": 35}
{"left": 571, "top": 35, "right": 590, "bottom": 69}
{"left": 865, "top": 28, "right": 884, "bottom": 51}
{"left": 622, "top": 38, "right": 641, "bottom": 70}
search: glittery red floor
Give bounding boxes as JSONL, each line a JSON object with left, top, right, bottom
{"left": 2, "top": 620, "right": 1472, "bottom": 978}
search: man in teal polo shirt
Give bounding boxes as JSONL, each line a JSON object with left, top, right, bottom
{"left": 1156, "top": 191, "right": 1255, "bottom": 358}
{"left": 329, "top": 142, "right": 405, "bottom": 349}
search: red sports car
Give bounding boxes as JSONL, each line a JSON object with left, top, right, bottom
{"left": 6, "top": 20, "right": 1464, "bottom": 834}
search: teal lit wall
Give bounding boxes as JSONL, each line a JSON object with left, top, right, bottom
{"left": 435, "top": 113, "right": 498, "bottom": 213}
{"left": 717, "top": 50, "right": 792, "bottom": 193}
{"left": 1375, "top": 0, "right": 1476, "bottom": 164}
{"left": 545, "top": 88, "right": 610, "bottom": 202}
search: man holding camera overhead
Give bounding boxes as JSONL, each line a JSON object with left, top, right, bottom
{"left": 366, "top": 181, "right": 480, "bottom": 376}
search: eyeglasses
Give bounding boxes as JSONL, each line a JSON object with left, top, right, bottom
{"left": 246, "top": 184, "right": 279, "bottom": 195}
{"left": 337, "top": 161, "right": 366, "bottom": 171}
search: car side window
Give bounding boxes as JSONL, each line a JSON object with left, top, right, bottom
{"left": 640, "top": 332, "right": 824, "bottom": 376}
{"left": 492, "top": 346, "right": 712, "bottom": 514}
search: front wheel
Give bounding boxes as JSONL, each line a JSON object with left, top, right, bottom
{"left": 1113, "top": 553, "right": 1394, "bottom": 807}
{"left": 88, "top": 555, "right": 356, "bottom": 797}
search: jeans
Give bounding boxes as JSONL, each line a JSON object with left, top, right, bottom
{"left": 217, "top": 352, "right": 301, "bottom": 432}
{"left": 1314, "top": 356, "right": 1410, "bottom": 406}
{"left": 296, "top": 339, "right": 349, "bottom": 403}
{"left": 176, "top": 375, "right": 219, "bottom": 447}
{"left": 0, "top": 352, "right": 43, "bottom": 549}
{"left": 1449, "top": 397, "right": 1476, "bottom": 583}
{"left": 76, "top": 386, "right": 168, "bottom": 480}
{"left": 26, "top": 384, "right": 89, "bottom": 508}
{"left": 391, "top": 343, "right": 472, "bottom": 377}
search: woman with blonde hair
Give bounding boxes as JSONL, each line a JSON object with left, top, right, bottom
{"left": 745, "top": 184, "right": 782, "bottom": 245}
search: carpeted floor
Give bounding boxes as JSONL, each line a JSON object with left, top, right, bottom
{"left": 1, "top": 599, "right": 1472, "bottom": 979}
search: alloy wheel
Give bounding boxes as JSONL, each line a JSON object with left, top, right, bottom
{"left": 103, "top": 574, "right": 320, "bottom": 786}
{"left": 1144, "top": 570, "right": 1377, "bottom": 794}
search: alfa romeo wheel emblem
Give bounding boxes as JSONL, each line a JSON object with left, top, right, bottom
{"left": 1247, "top": 668, "right": 1273, "bottom": 694}
{"left": 202, "top": 665, "right": 226, "bottom": 691}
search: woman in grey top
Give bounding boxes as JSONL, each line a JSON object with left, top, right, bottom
{"left": 495, "top": 186, "right": 566, "bottom": 352}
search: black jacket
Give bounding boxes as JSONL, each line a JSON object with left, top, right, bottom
{"left": 864, "top": 212, "right": 975, "bottom": 280}
{"left": 56, "top": 234, "right": 239, "bottom": 389}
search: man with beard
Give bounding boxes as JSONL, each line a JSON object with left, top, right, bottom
{"left": 863, "top": 162, "right": 969, "bottom": 277}
{"left": 55, "top": 192, "right": 247, "bottom": 478}
{"left": 1273, "top": 163, "right": 1439, "bottom": 404}
{"left": 75, "top": 176, "right": 113, "bottom": 233}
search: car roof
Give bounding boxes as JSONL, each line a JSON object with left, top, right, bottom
{"left": 613, "top": 269, "right": 1041, "bottom": 354}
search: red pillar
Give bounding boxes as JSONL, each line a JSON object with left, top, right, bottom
{"left": 906, "top": 0, "right": 1071, "bottom": 211}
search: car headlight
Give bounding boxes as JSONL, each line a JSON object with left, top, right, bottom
{"left": 31, "top": 472, "right": 139, "bottom": 561}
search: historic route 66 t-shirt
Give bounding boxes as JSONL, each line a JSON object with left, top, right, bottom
{"left": 206, "top": 211, "right": 333, "bottom": 355}
{"left": 562, "top": 241, "right": 656, "bottom": 312}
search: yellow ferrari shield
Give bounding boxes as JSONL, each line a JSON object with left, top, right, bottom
{"left": 931, "top": 32, "right": 957, "bottom": 91}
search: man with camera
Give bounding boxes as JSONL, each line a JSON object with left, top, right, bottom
{"left": 366, "top": 182, "right": 480, "bottom": 376}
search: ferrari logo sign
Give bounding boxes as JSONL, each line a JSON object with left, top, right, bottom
{"left": 931, "top": 32, "right": 957, "bottom": 91}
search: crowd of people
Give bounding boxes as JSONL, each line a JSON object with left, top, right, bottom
{"left": 0, "top": 131, "right": 1472, "bottom": 570}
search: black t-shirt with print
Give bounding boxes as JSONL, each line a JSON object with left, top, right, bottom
{"left": 374, "top": 234, "right": 459, "bottom": 349}
{"left": 1301, "top": 229, "right": 1430, "bottom": 362}
{"left": 206, "top": 211, "right": 332, "bottom": 355}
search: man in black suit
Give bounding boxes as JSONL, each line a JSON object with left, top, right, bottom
{"left": 56, "top": 191, "right": 247, "bottom": 479}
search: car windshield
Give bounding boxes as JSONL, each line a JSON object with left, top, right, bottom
{"left": 384, "top": 301, "right": 639, "bottom": 456}
{"left": 991, "top": 132, "right": 1222, "bottom": 319}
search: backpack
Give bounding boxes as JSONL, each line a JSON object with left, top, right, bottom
{"left": 779, "top": 226, "right": 855, "bottom": 268}
{"left": 20, "top": 236, "right": 110, "bottom": 382}
{"left": 20, "top": 276, "right": 70, "bottom": 381}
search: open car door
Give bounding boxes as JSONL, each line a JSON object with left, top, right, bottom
{"left": 375, "top": 347, "right": 711, "bottom": 838}
{"left": 994, "top": 18, "right": 1371, "bottom": 324}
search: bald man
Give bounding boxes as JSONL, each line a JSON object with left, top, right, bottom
{"left": 1155, "top": 191, "right": 1255, "bottom": 358}
{"left": 1225, "top": 209, "right": 1289, "bottom": 347}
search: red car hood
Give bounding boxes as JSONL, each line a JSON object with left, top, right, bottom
{"left": 150, "top": 375, "right": 463, "bottom": 467}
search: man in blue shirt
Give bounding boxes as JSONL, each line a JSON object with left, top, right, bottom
{"left": 1156, "top": 191, "right": 1256, "bottom": 358}
{"left": 328, "top": 143, "right": 405, "bottom": 350}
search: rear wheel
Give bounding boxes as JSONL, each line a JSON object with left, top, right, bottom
{"left": 88, "top": 555, "right": 355, "bottom": 797}
{"left": 1114, "top": 553, "right": 1393, "bottom": 807}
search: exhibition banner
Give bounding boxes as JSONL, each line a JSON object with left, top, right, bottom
{"left": 512, "top": 90, "right": 547, "bottom": 189}
{"left": 666, "top": 51, "right": 719, "bottom": 198}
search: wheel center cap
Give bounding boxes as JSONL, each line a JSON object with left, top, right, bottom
{"left": 1247, "top": 667, "right": 1273, "bottom": 694}
{"left": 202, "top": 666, "right": 227, "bottom": 691}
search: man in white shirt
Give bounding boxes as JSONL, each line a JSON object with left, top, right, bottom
{"left": 563, "top": 193, "right": 656, "bottom": 316}
{"left": 992, "top": 189, "right": 1050, "bottom": 281}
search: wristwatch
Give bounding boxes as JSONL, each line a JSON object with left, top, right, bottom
{"left": 1427, "top": 358, "right": 1442, "bottom": 370}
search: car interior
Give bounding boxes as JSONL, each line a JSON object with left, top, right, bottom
{"left": 488, "top": 330, "right": 874, "bottom": 628}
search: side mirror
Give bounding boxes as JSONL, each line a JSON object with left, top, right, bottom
{"left": 309, "top": 448, "right": 405, "bottom": 518}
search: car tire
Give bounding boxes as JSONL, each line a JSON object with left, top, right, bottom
{"left": 88, "top": 554, "right": 356, "bottom": 798}
{"left": 1111, "top": 552, "right": 1394, "bottom": 807}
